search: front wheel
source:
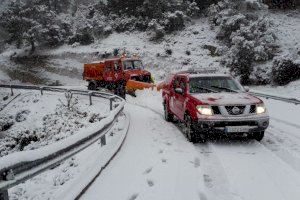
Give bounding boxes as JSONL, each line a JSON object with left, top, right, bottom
{"left": 184, "top": 115, "right": 197, "bottom": 143}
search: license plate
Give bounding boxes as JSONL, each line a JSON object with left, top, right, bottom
{"left": 225, "top": 126, "right": 250, "bottom": 133}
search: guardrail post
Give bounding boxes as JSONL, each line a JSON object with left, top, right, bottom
{"left": 89, "top": 92, "right": 93, "bottom": 106}
{"left": 10, "top": 85, "right": 13, "bottom": 96}
{"left": 0, "top": 190, "right": 9, "bottom": 200}
{"left": 40, "top": 87, "right": 44, "bottom": 95}
{"left": 110, "top": 97, "right": 113, "bottom": 111}
{"left": 100, "top": 135, "right": 106, "bottom": 146}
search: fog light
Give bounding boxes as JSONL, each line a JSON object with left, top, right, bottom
{"left": 262, "top": 121, "right": 268, "bottom": 127}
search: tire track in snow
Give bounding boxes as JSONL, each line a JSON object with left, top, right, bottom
{"left": 194, "top": 143, "right": 241, "bottom": 200}
{"left": 262, "top": 128, "right": 300, "bottom": 172}
{"left": 208, "top": 139, "right": 300, "bottom": 200}
{"left": 82, "top": 104, "right": 204, "bottom": 200}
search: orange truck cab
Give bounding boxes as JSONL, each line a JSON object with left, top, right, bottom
{"left": 121, "top": 56, "right": 153, "bottom": 83}
{"left": 83, "top": 56, "right": 153, "bottom": 98}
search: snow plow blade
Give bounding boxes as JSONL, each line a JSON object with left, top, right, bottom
{"left": 126, "top": 80, "right": 155, "bottom": 91}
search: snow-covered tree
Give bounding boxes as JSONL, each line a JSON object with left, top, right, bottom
{"left": 209, "top": 0, "right": 276, "bottom": 84}
{"left": 0, "top": 1, "right": 71, "bottom": 53}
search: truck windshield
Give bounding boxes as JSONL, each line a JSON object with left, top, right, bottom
{"left": 123, "top": 60, "right": 144, "bottom": 70}
{"left": 189, "top": 76, "right": 244, "bottom": 93}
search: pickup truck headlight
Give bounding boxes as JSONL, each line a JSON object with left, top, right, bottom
{"left": 197, "top": 105, "right": 213, "bottom": 116}
{"left": 256, "top": 104, "right": 266, "bottom": 114}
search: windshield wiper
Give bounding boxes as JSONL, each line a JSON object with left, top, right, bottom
{"left": 211, "top": 85, "right": 238, "bottom": 93}
{"left": 194, "top": 86, "right": 218, "bottom": 93}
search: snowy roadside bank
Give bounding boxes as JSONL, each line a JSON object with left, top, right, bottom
{"left": 0, "top": 87, "right": 129, "bottom": 200}
{"left": 7, "top": 112, "right": 129, "bottom": 200}
{"left": 0, "top": 88, "right": 111, "bottom": 157}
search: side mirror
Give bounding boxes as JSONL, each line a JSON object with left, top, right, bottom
{"left": 244, "top": 86, "right": 250, "bottom": 92}
{"left": 175, "top": 88, "right": 183, "bottom": 95}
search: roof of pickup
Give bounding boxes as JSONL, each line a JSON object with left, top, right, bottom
{"left": 175, "top": 69, "right": 231, "bottom": 78}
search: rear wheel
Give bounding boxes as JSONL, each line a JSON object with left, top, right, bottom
{"left": 253, "top": 131, "right": 265, "bottom": 141}
{"left": 115, "top": 81, "right": 126, "bottom": 99}
{"left": 163, "top": 103, "right": 174, "bottom": 122}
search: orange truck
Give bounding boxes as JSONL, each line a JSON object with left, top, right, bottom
{"left": 83, "top": 55, "right": 154, "bottom": 98}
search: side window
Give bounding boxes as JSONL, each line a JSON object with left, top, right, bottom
{"left": 179, "top": 78, "right": 187, "bottom": 91}
{"left": 114, "top": 62, "right": 121, "bottom": 71}
{"left": 105, "top": 65, "right": 112, "bottom": 72}
{"left": 105, "top": 63, "right": 113, "bottom": 72}
{"left": 123, "top": 61, "right": 133, "bottom": 70}
{"left": 173, "top": 77, "right": 180, "bottom": 89}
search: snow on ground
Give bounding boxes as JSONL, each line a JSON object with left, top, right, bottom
{"left": 8, "top": 113, "right": 128, "bottom": 200}
{"left": 2, "top": 85, "right": 300, "bottom": 200}
{"left": 0, "top": 18, "right": 220, "bottom": 85}
{"left": 81, "top": 103, "right": 208, "bottom": 200}
{"left": 79, "top": 88, "right": 300, "bottom": 200}
{"left": 252, "top": 79, "right": 300, "bottom": 99}
{"left": 267, "top": 10, "right": 300, "bottom": 60}
{"left": 0, "top": 88, "right": 110, "bottom": 157}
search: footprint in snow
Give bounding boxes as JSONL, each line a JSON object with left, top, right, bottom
{"left": 190, "top": 157, "right": 200, "bottom": 168}
{"left": 165, "top": 142, "right": 172, "bottom": 146}
{"left": 147, "top": 179, "right": 154, "bottom": 187}
{"left": 143, "top": 167, "right": 153, "bottom": 175}
{"left": 128, "top": 193, "right": 139, "bottom": 200}
{"left": 198, "top": 192, "right": 208, "bottom": 200}
{"left": 203, "top": 174, "right": 213, "bottom": 188}
{"left": 158, "top": 149, "right": 164, "bottom": 154}
{"left": 161, "top": 158, "right": 167, "bottom": 163}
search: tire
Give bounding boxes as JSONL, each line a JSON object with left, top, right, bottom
{"left": 163, "top": 103, "right": 174, "bottom": 122}
{"left": 253, "top": 131, "right": 265, "bottom": 141}
{"left": 115, "top": 82, "right": 126, "bottom": 99}
{"left": 184, "top": 114, "right": 207, "bottom": 143}
{"left": 88, "top": 82, "right": 97, "bottom": 90}
{"left": 184, "top": 114, "right": 197, "bottom": 143}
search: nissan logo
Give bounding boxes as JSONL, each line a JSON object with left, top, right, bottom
{"left": 232, "top": 106, "right": 241, "bottom": 115}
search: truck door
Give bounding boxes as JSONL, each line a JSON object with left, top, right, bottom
{"left": 169, "top": 76, "right": 180, "bottom": 115}
{"left": 104, "top": 61, "right": 114, "bottom": 82}
{"left": 174, "top": 76, "right": 187, "bottom": 121}
{"left": 113, "top": 60, "right": 123, "bottom": 81}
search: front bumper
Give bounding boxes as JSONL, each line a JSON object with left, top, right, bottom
{"left": 195, "top": 114, "right": 269, "bottom": 136}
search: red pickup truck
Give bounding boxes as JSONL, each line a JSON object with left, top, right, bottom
{"left": 161, "top": 70, "right": 269, "bottom": 143}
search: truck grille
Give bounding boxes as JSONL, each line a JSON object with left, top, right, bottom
{"left": 249, "top": 105, "right": 256, "bottom": 114}
{"left": 225, "top": 106, "right": 246, "bottom": 115}
{"left": 212, "top": 106, "right": 221, "bottom": 115}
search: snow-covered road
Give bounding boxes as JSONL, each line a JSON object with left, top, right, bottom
{"left": 81, "top": 103, "right": 206, "bottom": 200}
{"left": 81, "top": 90, "right": 300, "bottom": 200}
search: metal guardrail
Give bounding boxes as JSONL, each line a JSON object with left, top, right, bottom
{"left": 248, "top": 91, "right": 300, "bottom": 105}
{"left": 0, "top": 84, "right": 126, "bottom": 200}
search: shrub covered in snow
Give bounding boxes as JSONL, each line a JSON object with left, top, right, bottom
{"left": 0, "top": 92, "right": 107, "bottom": 157}
{"left": 209, "top": 0, "right": 277, "bottom": 84}
{"left": 263, "top": 0, "right": 297, "bottom": 9}
{"left": 272, "top": 55, "right": 300, "bottom": 85}
{"left": 0, "top": 1, "right": 71, "bottom": 53}
{"left": 105, "top": 0, "right": 199, "bottom": 38}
